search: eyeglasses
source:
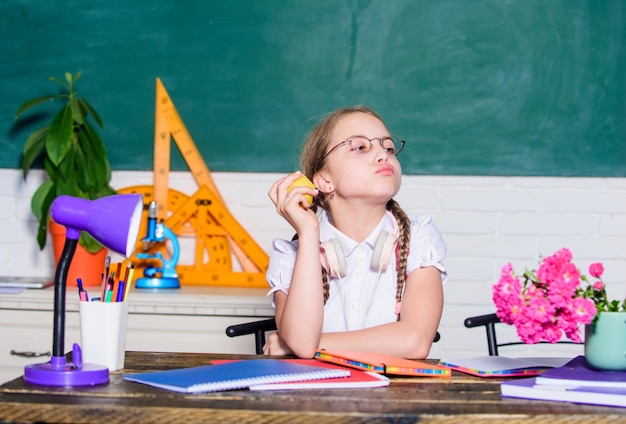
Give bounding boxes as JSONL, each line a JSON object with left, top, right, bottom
{"left": 321, "top": 136, "right": 405, "bottom": 162}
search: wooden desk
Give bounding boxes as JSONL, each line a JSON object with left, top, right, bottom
{"left": 0, "top": 352, "right": 624, "bottom": 423}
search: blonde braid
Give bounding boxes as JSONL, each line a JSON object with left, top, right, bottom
{"left": 293, "top": 229, "right": 330, "bottom": 304}
{"left": 387, "top": 199, "right": 411, "bottom": 320}
{"left": 322, "top": 268, "right": 330, "bottom": 303}
{"left": 306, "top": 205, "right": 331, "bottom": 304}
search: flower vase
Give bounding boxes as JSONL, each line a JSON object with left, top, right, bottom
{"left": 584, "top": 311, "right": 626, "bottom": 371}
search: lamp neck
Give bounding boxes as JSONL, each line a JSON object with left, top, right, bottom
{"left": 65, "top": 227, "right": 81, "bottom": 240}
{"left": 53, "top": 237, "right": 78, "bottom": 358}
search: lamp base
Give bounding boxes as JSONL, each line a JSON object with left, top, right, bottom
{"left": 24, "top": 356, "right": 109, "bottom": 386}
{"left": 135, "top": 277, "right": 180, "bottom": 289}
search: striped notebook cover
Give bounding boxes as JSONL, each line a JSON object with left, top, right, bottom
{"left": 315, "top": 349, "right": 451, "bottom": 378}
{"left": 123, "top": 359, "right": 350, "bottom": 393}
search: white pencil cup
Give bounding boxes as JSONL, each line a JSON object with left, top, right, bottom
{"left": 79, "top": 301, "right": 129, "bottom": 371}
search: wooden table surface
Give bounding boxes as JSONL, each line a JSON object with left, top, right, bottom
{"left": 0, "top": 351, "right": 624, "bottom": 423}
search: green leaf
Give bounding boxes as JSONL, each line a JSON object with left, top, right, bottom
{"left": 21, "top": 126, "right": 48, "bottom": 178}
{"left": 79, "top": 97, "right": 103, "bottom": 128}
{"left": 57, "top": 178, "right": 84, "bottom": 198}
{"left": 96, "top": 185, "right": 117, "bottom": 198}
{"left": 49, "top": 76, "right": 69, "bottom": 89}
{"left": 46, "top": 105, "right": 73, "bottom": 165}
{"left": 72, "top": 70, "right": 82, "bottom": 85}
{"left": 14, "top": 95, "right": 63, "bottom": 120}
{"left": 56, "top": 147, "right": 82, "bottom": 196}
{"left": 79, "top": 232, "right": 104, "bottom": 254}
{"left": 36, "top": 222, "right": 48, "bottom": 251}
{"left": 82, "top": 121, "right": 107, "bottom": 157}
{"left": 73, "top": 142, "right": 96, "bottom": 194}
{"left": 31, "top": 180, "right": 57, "bottom": 250}
{"left": 78, "top": 124, "right": 111, "bottom": 191}
{"left": 76, "top": 129, "right": 98, "bottom": 193}
{"left": 42, "top": 156, "right": 59, "bottom": 183}
{"left": 72, "top": 97, "right": 86, "bottom": 125}
{"left": 31, "top": 180, "right": 54, "bottom": 222}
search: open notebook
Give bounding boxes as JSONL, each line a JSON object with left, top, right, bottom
{"left": 123, "top": 359, "right": 350, "bottom": 393}
{"left": 439, "top": 356, "right": 571, "bottom": 377}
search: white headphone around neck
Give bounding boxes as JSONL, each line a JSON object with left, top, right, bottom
{"left": 320, "top": 212, "right": 399, "bottom": 278}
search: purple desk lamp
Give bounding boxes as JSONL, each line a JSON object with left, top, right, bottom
{"left": 24, "top": 194, "right": 143, "bottom": 386}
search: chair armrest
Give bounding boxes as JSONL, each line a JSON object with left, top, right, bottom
{"left": 226, "top": 318, "right": 277, "bottom": 338}
{"left": 226, "top": 318, "right": 277, "bottom": 354}
{"left": 464, "top": 313, "right": 500, "bottom": 328}
{"left": 463, "top": 313, "right": 501, "bottom": 356}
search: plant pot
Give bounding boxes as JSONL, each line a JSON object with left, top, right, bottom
{"left": 49, "top": 220, "right": 107, "bottom": 287}
{"left": 584, "top": 311, "right": 626, "bottom": 371}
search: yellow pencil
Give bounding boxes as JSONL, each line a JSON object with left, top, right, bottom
{"left": 124, "top": 265, "right": 135, "bottom": 301}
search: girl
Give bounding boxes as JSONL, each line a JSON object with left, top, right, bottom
{"left": 265, "top": 106, "right": 446, "bottom": 359}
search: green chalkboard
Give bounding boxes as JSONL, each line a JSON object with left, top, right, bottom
{"left": 1, "top": 1, "right": 624, "bottom": 176}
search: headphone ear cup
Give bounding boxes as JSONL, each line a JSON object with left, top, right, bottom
{"left": 320, "top": 238, "right": 347, "bottom": 278}
{"left": 370, "top": 231, "right": 398, "bottom": 272}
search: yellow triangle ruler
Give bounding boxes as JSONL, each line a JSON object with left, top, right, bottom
{"left": 118, "top": 78, "right": 268, "bottom": 287}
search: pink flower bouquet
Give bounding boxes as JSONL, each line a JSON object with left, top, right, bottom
{"left": 492, "top": 248, "right": 624, "bottom": 344}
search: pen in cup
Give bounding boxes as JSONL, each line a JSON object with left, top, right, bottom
{"left": 104, "top": 271, "right": 115, "bottom": 302}
{"left": 101, "top": 255, "right": 111, "bottom": 299}
{"left": 77, "top": 278, "right": 89, "bottom": 302}
{"left": 116, "top": 281, "right": 125, "bottom": 302}
{"left": 123, "top": 265, "right": 135, "bottom": 301}
{"left": 116, "top": 262, "right": 132, "bottom": 302}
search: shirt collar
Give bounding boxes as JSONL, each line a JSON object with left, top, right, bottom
{"left": 319, "top": 209, "right": 397, "bottom": 258}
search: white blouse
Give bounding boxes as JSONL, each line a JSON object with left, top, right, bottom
{"left": 266, "top": 210, "right": 447, "bottom": 333}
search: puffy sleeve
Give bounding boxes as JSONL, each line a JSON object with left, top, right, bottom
{"left": 266, "top": 238, "right": 299, "bottom": 300}
{"left": 406, "top": 215, "right": 447, "bottom": 284}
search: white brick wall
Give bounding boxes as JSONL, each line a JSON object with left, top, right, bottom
{"left": 2, "top": 169, "right": 625, "bottom": 359}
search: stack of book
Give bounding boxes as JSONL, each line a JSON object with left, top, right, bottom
{"left": 500, "top": 356, "right": 626, "bottom": 408}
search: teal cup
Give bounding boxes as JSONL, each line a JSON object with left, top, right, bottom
{"left": 584, "top": 312, "right": 626, "bottom": 371}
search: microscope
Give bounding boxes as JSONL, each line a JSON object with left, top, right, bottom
{"left": 135, "top": 201, "right": 181, "bottom": 289}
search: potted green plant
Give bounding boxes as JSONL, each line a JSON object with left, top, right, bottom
{"left": 14, "top": 71, "right": 116, "bottom": 256}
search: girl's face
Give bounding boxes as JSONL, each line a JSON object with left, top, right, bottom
{"left": 319, "top": 112, "right": 402, "bottom": 204}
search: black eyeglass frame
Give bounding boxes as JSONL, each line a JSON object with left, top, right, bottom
{"left": 320, "top": 135, "right": 406, "bottom": 164}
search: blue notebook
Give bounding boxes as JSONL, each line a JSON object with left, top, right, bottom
{"left": 123, "top": 359, "right": 351, "bottom": 393}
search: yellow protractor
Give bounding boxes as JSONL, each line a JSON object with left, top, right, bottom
{"left": 118, "top": 185, "right": 268, "bottom": 288}
{"left": 118, "top": 185, "right": 231, "bottom": 281}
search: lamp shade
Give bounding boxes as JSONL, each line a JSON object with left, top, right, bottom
{"left": 50, "top": 194, "right": 143, "bottom": 257}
